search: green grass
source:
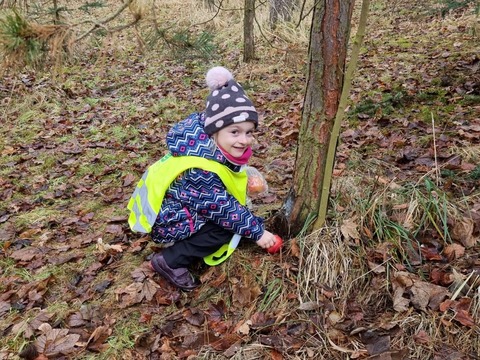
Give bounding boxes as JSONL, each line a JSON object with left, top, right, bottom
{"left": 469, "top": 165, "right": 480, "bottom": 180}
{"left": 13, "top": 207, "right": 65, "bottom": 230}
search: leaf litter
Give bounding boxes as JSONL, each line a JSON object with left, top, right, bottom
{"left": 1, "top": 1, "right": 480, "bottom": 359}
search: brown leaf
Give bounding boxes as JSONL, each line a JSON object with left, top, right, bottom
{"left": 154, "top": 287, "right": 181, "bottom": 306}
{"left": 123, "top": 173, "right": 137, "bottom": 187}
{"left": 142, "top": 279, "right": 160, "bottom": 301}
{"left": 290, "top": 238, "right": 300, "bottom": 258}
{"left": 86, "top": 326, "right": 111, "bottom": 352}
{"left": 223, "top": 340, "right": 242, "bottom": 357}
{"left": 115, "top": 282, "right": 143, "bottom": 307}
{"left": 48, "top": 252, "right": 83, "bottom": 265}
{"left": 210, "top": 333, "right": 242, "bottom": 351}
{"left": 67, "top": 312, "right": 85, "bottom": 327}
{"left": 410, "top": 281, "right": 449, "bottom": 311}
{"left": 131, "top": 262, "right": 153, "bottom": 282}
{"left": 205, "top": 301, "right": 226, "bottom": 322}
{"left": 430, "top": 268, "right": 454, "bottom": 286}
{"left": 12, "top": 310, "right": 53, "bottom": 338}
{"left": 0, "top": 301, "right": 11, "bottom": 317}
{"left": 105, "top": 224, "right": 124, "bottom": 235}
{"left": 231, "top": 277, "right": 261, "bottom": 307}
{"left": 139, "top": 312, "right": 152, "bottom": 324}
{"left": 183, "top": 307, "right": 205, "bottom": 327}
{"left": 19, "top": 228, "right": 42, "bottom": 239}
{"left": 392, "top": 287, "right": 410, "bottom": 312}
{"left": 420, "top": 246, "right": 443, "bottom": 261}
{"left": 234, "top": 320, "right": 252, "bottom": 335}
{"left": 269, "top": 349, "right": 284, "bottom": 360}
{"left": 361, "top": 330, "right": 391, "bottom": 355}
{"left": 298, "top": 301, "right": 321, "bottom": 311}
{"left": 34, "top": 355, "right": 49, "bottom": 360}
{"left": 443, "top": 243, "right": 465, "bottom": 261}
{"left": 413, "top": 330, "right": 431, "bottom": 344}
{"left": 9, "top": 247, "right": 43, "bottom": 261}
{"left": 341, "top": 218, "right": 360, "bottom": 241}
{"left": 258, "top": 334, "right": 283, "bottom": 348}
{"left": 451, "top": 217, "right": 476, "bottom": 248}
{"left": 35, "top": 328, "right": 80, "bottom": 357}
{"left": 454, "top": 309, "right": 475, "bottom": 327}
{"left": 250, "top": 312, "right": 276, "bottom": 329}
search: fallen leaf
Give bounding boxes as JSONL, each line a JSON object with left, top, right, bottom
{"left": 443, "top": 243, "right": 465, "bottom": 261}
{"left": 410, "top": 281, "right": 449, "bottom": 311}
{"left": 86, "top": 325, "right": 111, "bottom": 352}
{"left": 210, "top": 333, "right": 242, "bottom": 351}
{"left": 183, "top": 307, "right": 205, "bottom": 326}
{"left": 413, "top": 330, "right": 431, "bottom": 344}
{"left": 35, "top": 328, "right": 80, "bottom": 357}
{"left": 235, "top": 320, "right": 252, "bottom": 335}
{"left": 11, "top": 310, "right": 53, "bottom": 338}
{"left": 298, "top": 301, "right": 321, "bottom": 311}
{"left": 232, "top": 277, "right": 261, "bottom": 307}
{"left": 454, "top": 309, "right": 475, "bottom": 327}
{"left": 123, "top": 173, "right": 136, "bottom": 187}
{"left": 96, "top": 238, "right": 123, "bottom": 253}
{"left": 205, "top": 301, "right": 226, "bottom": 322}
{"left": 451, "top": 217, "right": 476, "bottom": 248}
{"left": 340, "top": 217, "right": 360, "bottom": 241}
{"left": 9, "top": 247, "right": 44, "bottom": 262}
{"left": 290, "top": 238, "right": 300, "bottom": 258}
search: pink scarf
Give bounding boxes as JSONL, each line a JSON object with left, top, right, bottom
{"left": 217, "top": 144, "right": 252, "bottom": 165}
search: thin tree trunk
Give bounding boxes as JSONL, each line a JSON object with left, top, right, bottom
{"left": 53, "top": 0, "right": 60, "bottom": 24}
{"left": 269, "top": 0, "right": 295, "bottom": 29}
{"left": 243, "top": 0, "right": 255, "bottom": 62}
{"left": 282, "top": 0, "right": 355, "bottom": 236}
{"left": 314, "top": 0, "right": 370, "bottom": 229}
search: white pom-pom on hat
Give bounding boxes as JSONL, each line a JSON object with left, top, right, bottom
{"left": 206, "top": 66, "right": 234, "bottom": 91}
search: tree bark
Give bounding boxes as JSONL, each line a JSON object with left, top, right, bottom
{"left": 243, "top": 0, "right": 255, "bottom": 62}
{"left": 283, "top": 0, "right": 355, "bottom": 235}
{"left": 314, "top": 0, "right": 370, "bottom": 229}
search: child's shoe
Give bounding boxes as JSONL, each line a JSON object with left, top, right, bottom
{"left": 151, "top": 253, "right": 199, "bottom": 291}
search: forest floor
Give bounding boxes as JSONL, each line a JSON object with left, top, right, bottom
{"left": 1, "top": 0, "right": 479, "bottom": 359}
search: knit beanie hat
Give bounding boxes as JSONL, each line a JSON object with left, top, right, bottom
{"left": 204, "top": 66, "right": 258, "bottom": 135}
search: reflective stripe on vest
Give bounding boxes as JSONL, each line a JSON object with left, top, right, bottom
{"left": 127, "top": 153, "right": 248, "bottom": 233}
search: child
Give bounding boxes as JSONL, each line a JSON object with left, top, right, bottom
{"left": 128, "top": 66, "right": 277, "bottom": 291}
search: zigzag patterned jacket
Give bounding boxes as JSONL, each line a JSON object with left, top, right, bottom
{"left": 151, "top": 113, "right": 265, "bottom": 244}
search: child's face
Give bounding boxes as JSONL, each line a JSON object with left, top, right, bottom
{"left": 214, "top": 121, "right": 255, "bottom": 157}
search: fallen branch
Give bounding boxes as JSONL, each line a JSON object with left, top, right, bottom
{"left": 74, "top": 0, "right": 136, "bottom": 42}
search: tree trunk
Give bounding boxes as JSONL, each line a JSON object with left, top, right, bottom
{"left": 203, "top": 0, "right": 215, "bottom": 11}
{"left": 283, "top": 0, "right": 355, "bottom": 235}
{"left": 269, "top": 0, "right": 296, "bottom": 29}
{"left": 243, "top": 0, "right": 255, "bottom": 62}
{"left": 53, "top": 0, "right": 60, "bottom": 24}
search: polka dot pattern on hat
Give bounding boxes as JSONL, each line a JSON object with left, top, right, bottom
{"left": 204, "top": 67, "right": 258, "bottom": 135}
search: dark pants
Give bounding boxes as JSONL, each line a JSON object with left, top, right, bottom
{"left": 162, "top": 222, "right": 232, "bottom": 268}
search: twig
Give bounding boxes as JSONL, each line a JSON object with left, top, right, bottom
{"left": 296, "top": 0, "right": 321, "bottom": 28}
{"left": 189, "top": 0, "right": 225, "bottom": 27}
{"left": 74, "top": 0, "right": 135, "bottom": 42}
{"left": 431, "top": 112, "right": 440, "bottom": 186}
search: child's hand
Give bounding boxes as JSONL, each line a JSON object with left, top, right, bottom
{"left": 257, "top": 230, "right": 277, "bottom": 249}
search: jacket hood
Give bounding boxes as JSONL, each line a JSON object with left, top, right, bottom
{"left": 166, "top": 113, "right": 239, "bottom": 169}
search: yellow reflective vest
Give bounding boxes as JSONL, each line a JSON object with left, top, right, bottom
{"left": 127, "top": 153, "right": 248, "bottom": 233}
